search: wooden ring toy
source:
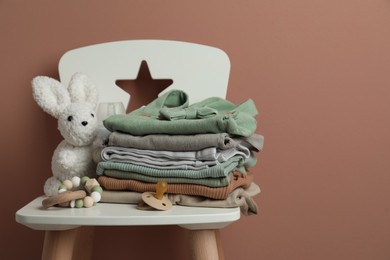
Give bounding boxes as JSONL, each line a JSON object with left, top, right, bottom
{"left": 42, "top": 190, "right": 87, "bottom": 209}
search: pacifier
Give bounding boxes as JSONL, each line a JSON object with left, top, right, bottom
{"left": 137, "top": 180, "right": 172, "bottom": 211}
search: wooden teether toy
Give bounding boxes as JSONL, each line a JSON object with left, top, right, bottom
{"left": 42, "top": 190, "right": 86, "bottom": 209}
{"left": 41, "top": 176, "right": 103, "bottom": 209}
{"left": 138, "top": 180, "right": 172, "bottom": 211}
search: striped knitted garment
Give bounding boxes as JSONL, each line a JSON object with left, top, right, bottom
{"left": 98, "top": 172, "right": 254, "bottom": 200}
{"left": 100, "top": 183, "right": 261, "bottom": 216}
{"left": 108, "top": 132, "right": 241, "bottom": 151}
{"left": 101, "top": 170, "right": 232, "bottom": 187}
{"left": 108, "top": 131, "right": 264, "bottom": 152}
{"left": 96, "top": 155, "right": 243, "bottom": 179}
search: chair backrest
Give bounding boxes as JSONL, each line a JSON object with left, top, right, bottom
{"left": 58, "top": 40, "right": 230, "bottom": 113}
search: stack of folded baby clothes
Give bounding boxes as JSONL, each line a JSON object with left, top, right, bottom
{"left": 95, "top": 90, "right": 264, "bottom": 215}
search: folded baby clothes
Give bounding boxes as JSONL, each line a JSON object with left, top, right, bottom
{"left": 98, "top": 172, "right": 254, "bottom": 200}
{"left": 108, "top": 132, "right": 264, "bottom": 152}
{"left": 101, "top": 145, "right": 250, "bottom": 168}
{"left": 96, "top": 155, "right": 243, "bottom": 179}
{"left": 95, "top": 90, "right": 263, "bottom": 214}
{"left": 101, "top": 169, "right": 232, "bottom": 187}
{"left": 103, "top": 89, "right": 258, "bottom": 137}
{"left": 100, "top": 182, "right": 261, "bottom": 216}
{"left": 108, "top": 132, "right": 240, "bottom": 151}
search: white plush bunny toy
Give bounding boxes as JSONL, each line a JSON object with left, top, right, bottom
{"left": 32, "top": 72, "right": 99, "bottom": 196}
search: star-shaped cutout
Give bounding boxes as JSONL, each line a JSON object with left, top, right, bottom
{"left": 116, "top": 60, "right": 173, "bottom": 112}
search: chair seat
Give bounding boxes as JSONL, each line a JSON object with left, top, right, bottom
{"left": 16, "top": 196, "right": 240, "bottom": 231}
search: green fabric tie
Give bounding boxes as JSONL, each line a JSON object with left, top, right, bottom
{"left": 160, "top": 106, "right": 218, "bottom": 120}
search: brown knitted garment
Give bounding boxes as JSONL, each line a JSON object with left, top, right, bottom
{"left": 98, "top": 171, "right": 254, "bottom": 200}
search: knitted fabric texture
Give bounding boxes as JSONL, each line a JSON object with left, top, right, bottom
{"left": 96, "top": 155, "right": 243, "bottom": 179}
{"left": 108, "top": 132, "right": 263, "bottom": 152}
{"left": 100, "top": 182, "right": 261, "bottom": 216}
{"left": 101, "top": 169, "right": 232, "bottom": 187}
{"left": 98, "top": 172, "right": 254, "bottom": 200}
{"left": 103, "top": 89, "right": 258, "bottom": 137}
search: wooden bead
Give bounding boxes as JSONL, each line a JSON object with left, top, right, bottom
{"left": 83, "top": 196, "right": 94, "bottom": 208}
{"left": 58, "top": 188, "right": 67, "bottom": 194}
{"left": 71, "top": 176, "right": 81, "bottom": 187}
{"left": 90, "top": 191, "right": 101, "bottom": 203}
{"left": 91, "top": 186, "right": 103, "bottom": 194}
{"left": 85, "top": 178, "right": 100, "bottom": 193}
{"left": 62, "top": 180, "right": 73, "bottom": 190}
{"left": 75, "top": 199, "right": 84, "bottom": 208}
{"left": 81, "top": 176, "right": 90, "bottom": 186}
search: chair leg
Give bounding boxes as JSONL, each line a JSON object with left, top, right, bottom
{"left": 42, "top": 226, "right": 94, "bottom": 260}
{"left": 215, "top": 230, "right": 225, "bottom": 260}
{"left": 188, "top": 229, "right": 219, "bottom": 260}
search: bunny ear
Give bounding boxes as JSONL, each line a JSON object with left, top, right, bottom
{"left": 68, "top": 73, "right": 98, "bottom": 107}
{"left": 32, "top": 76, "right": 70, "bottom": 118}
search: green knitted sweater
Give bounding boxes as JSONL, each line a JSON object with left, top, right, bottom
{"left": 103, "top": 90, "right": 258, "bottom": 137}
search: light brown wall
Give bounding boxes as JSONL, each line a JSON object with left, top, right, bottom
{"left": 2, "top": 1, "right": 390, "bottom": 259}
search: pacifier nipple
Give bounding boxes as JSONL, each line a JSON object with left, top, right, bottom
{"left": 138, "top": 180, "right": 172, "bottom": 211}
{"left": 154, "top": 180, "right": 168, "bottom": 200}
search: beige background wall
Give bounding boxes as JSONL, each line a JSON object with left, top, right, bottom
{"left": 2, "top": 1, "right": 390, "bottom": 259}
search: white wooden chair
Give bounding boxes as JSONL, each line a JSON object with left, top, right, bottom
{"left": 16, "top": 40, "right": 240, "bottom": 260}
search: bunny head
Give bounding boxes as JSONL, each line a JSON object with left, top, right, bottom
{"left": 32, "top": 73, "right": 99, "bottom": 146}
